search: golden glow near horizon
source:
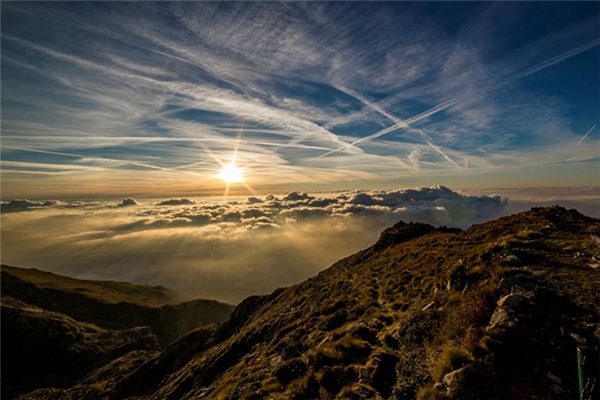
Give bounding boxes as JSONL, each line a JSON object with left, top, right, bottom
{"left": 219, "top": 163, "right": 244, "bottom": 184}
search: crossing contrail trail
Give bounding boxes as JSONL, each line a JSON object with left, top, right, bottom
{"left": 318, "top": 38, "right": 600, "bottom": 159}
{"left": 317, "top": 99, "right": 456, "bottom": 159}
{"left": 334, "top": 87, "right": 459, "bottom": 167}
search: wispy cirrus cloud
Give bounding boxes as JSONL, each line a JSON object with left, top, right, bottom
{"left": 1, "top": 2, "right": 598, "bottom": 198}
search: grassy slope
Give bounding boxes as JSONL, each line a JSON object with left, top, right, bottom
{"left": 1, "top": 265, "right": 234, "bottom": 345}
{"left": 17, "top": 207, "right": 600, "bottom": 400}
{"left": 1, "top": 265, "right": 173, "bottom": 306}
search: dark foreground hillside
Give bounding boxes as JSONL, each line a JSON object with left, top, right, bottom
{"left": 0, "top": 266, "right": 233, "bottom": 398}
{"left": 1, "top": 265, "right": 234, "bottom": 345}
{"left": 8, "top": 206, "right": 600, "bottom": 399}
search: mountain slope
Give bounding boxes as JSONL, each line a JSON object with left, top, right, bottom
{"left": 17, "top": 207, "right": 600, "bottom": 399}
{"left": 1, "top": 296, "right": 160, "bottom": 398}
{"left": 1, "top": 266, "right": 234, "bottom": 344}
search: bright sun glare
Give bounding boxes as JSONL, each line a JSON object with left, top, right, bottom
{"left": 219, "top": 163, "right": 244, "bottom": 184}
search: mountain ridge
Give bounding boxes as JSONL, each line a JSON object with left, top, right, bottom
{"left": 9, "top": 206, "right": 600, "bottom": 399}
{"left": 1, "top": 265, "right": 234, "bottom": 345}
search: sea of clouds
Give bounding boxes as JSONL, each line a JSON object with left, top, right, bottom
{"left": 0, "top": 186, "right": 524, "bottom": 303}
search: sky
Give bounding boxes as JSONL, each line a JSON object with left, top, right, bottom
{"left": 1, "top": 2, "right": 599, "bottom": 200}
{"left": 1, "top": 3, "right": 599, "bottom": 301}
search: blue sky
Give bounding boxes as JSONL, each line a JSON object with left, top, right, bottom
{"left": 1, "top": 2, "right": 599, "bottom": 199}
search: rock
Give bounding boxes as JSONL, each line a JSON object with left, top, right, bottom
{"left": 495, "top": 249, "right": 521, "bottom": 265}
{"left": 497, "top": 292, "right": 532, "bottom": 309}
{"left": 442, "top": 365, "right": 470, "bottom": 389}
{"left": 487, "top": 307, "right": 512, "bottom": 332}
{"left": 486, "top": 292, "right": 534, "bottom": 334}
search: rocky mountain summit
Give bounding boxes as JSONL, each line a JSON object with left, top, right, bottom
{"left": 5, "top": 206, "right": 600, "bottom": 399}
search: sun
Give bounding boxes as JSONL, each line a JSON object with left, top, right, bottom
{"left": 219, "top": 163, "right": 244, "bottom": 184}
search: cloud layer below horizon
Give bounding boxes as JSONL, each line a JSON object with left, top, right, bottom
{"left": 2, "top": 185, "right": 598, "bottom": 304}
{"left": 2, "top": 186, "right": 512, "bottom": 303}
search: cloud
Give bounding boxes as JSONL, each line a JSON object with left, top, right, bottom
{"left": 4, "top": 186, "right": 600, "bottom": 303}
{"left": 0, "top": 186, "right": 510, "bottom": 303}
{"left": 0, "top": 199, "right": 96, "bottom": 213}
{"left": 1, "top": 3, "right": 598, "bottom": 198}
{"left": 0, "top": 199, "right": 58, "bottom": 213}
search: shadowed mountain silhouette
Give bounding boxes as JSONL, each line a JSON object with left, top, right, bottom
{"left": 0, "top": 266, "right": 233, "bottom": 398}
{"left": 5, "top": 206, "right": 600, "bottom": 400}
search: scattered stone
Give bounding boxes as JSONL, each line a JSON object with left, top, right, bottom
{"left": 486, "top": 292, "right": 534, "bottom": 334}
{"left": 496, "top": 249, "right": 521, "bottom": 265}
{"left": 442, "top": 365, "right": 470, "bottom": 389}
{"left": 498, "top": 292, "right": 533, "bottom": 308}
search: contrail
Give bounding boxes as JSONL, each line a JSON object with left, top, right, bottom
{"left": 512, "top": 38, "right": 600, "bottom": 82}
{"left": 333, "top": 87, "right": 459, "bottom": 167}
{"left": 577, "top": 125, "right": 596, "bottom": 145}
{"left": 319, "top": 38, "right": 600, "bottom": 159}
{"left": 316, "top": 99, "right": 456, "bottom": 159}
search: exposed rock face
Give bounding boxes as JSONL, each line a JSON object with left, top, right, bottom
{"left": 7, "top": 207, "right": 600, "bottom": 400}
